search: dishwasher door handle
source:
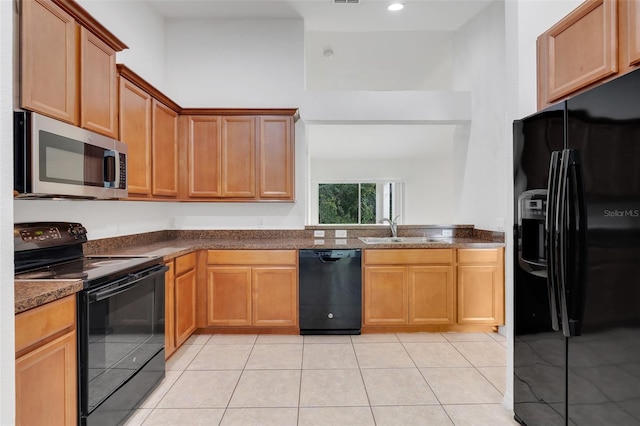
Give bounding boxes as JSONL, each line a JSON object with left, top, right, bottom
{"left": 319, "top": 256, "right": 343, "bottom": 263}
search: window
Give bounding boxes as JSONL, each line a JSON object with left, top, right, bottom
{"left": 317, "top": 182, "right": 403, "bottom": 225}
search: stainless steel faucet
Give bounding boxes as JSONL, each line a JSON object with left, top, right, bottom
{"left": 379, "top": 215, "right": 400, "bottom": 238}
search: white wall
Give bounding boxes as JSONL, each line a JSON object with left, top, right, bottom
{"left": 164, "top": 18, "right": 305, "bottom": 108}
{"left": 77, "top": 0, "right": 167, "bottom": 89}
{"left": 0, "top": 0, "right": 14, "bottom": 422}
{"left": 452, "top": 1, "right": 507, "bottom": 232}
{"left": 502, "top": 0, "right": 583, "bottom": 410}
{"left": 310, "top": 157, "right": 454, "bottom": 225}
{"left": 305, "top": 31, "right": 453, "bottom": 90}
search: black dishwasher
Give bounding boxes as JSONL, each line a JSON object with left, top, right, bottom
{"left": 299, "top": 249, "right": 362, "bottom": 335}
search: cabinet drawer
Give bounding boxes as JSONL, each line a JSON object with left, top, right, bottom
{"left": 207, "top": 250, "right": 296, "bottom": 265}
{"left": 364, "top": 249, "right": 453, "bottom": 265}
{"left": 457, "top": 248, "right": 502, "bottom": 264}
{"left": 16, "top": 295, "right": 76, "bottom": 354}
{"left": 175, "top": 252, "right": 196, "bottom": 275}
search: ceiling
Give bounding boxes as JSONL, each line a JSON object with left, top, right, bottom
{"left": 146, "top": 0, "right": 494, "bottom": 32}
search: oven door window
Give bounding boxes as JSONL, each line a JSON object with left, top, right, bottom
{"left": 87, "top": 275, "right": 164, "bottom": 412}
{"left": 39, "top": 130, "right": 110, "bottom": 188}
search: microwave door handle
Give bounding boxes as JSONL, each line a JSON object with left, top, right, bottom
{"left": 103, "top": 150, "right": 116, "bottom": 188}
{"left": 546, "top": 151, "right": 561, "bottom": 331}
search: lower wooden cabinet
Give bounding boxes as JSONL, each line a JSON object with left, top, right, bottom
{"left": 165, "top": 261, "right": 176, "bottom": 359}
{"left": 165, "top": 253, "right": 197, "bottom": 359}
{"left": 457, "top": 248, "right": 505, "bottom": 325}
{"left": 174, "top": 253, "right": 198, "bottom": 347}
{"left": 252, "top": 267, "right": 298, "bottom": 327}
{"left": 15, "top": 295, "right": 77, "bottom": 426}
{"left": 363, "top": 248, "right": 503, "bottom": 330}
{"left": 363, "top": 266, "right": 408, "bottom": 325}
{"left": 409, "top": 266, "right": 455, "bottom": 325}
{"left": 206, "top": 267, "right": 252, "bottom": 326}
{"left": 206, "top": 250, "right": 298, "bottom": 329}
{"left": 363, "top": 250, "right": 455, "bottom": 327}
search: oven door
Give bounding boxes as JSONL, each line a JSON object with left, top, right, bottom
{"left": 78, "top": 264, "right": 167, "bottom": 426}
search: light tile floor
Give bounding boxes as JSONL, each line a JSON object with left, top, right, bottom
{"left": 125, "top": 332, "right": 517, "bottom": 426}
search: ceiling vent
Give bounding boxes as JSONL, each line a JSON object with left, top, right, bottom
{"left": 333, "top": 0, "right": 360, "bottom": 4}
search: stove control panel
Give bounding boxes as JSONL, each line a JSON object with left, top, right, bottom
{"left": 14, "top": 222, "right": 89, "bottom": 252}
{"left": 19, "top": 226, "right": 62, "bottom": 242}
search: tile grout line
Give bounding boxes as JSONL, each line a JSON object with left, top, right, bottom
{"left": 350, "top": 334, "right": 379, "bottom": 425}
{"left": 399, "top": 333, "right": 455, "bottom": 425}
{"left": 218, "top": 334, "right": 258, "bottom": 425}
{"left": 448, "top": 337, "right": 507, "bottom": 397}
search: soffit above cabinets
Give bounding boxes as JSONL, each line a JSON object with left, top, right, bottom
{"left": 146, "top": 0, "right": 494, "bottom": 32}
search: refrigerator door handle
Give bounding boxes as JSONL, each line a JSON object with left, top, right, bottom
{"left": 565, "top": 149, "right": 586, "bottom": 337}
{"left": 557, "top": 150, "right": 572, "bottom": 337}
{"left": 545, "top": 151, "right": 561, "bottom": 331}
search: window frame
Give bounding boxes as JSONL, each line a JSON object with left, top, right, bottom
{"left": 311, "top": 180, "right": 405, "bottom": 226}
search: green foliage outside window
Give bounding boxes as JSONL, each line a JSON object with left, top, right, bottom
{"left": 319, "top": 183, "right": 376, "bottom": 224}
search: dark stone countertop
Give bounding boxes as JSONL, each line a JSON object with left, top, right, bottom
{"left": 15, "top": 280, "right": 84, "bottom": 314}
{"left": 15, "top": 232, "right": 504, "bottom": 313}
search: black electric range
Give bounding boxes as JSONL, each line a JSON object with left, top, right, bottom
{"left": 14, "top": 222, "right": 161, "bottom": 287}
{"left": 14, "top": 222, "right": 167, "bottom": 426}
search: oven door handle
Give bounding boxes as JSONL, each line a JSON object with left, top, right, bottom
{"left": 89, "top": 264, "right": 168, "bottom": 302}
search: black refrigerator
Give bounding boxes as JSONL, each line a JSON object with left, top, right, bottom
{"left": 513, "top": 68, "right": 640, "bottom": 426}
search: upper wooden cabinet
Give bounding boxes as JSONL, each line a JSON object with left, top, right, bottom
{"left": 620, "top": 0, "right": 640, "bottom": 69}
{"left": 538, "top": 0, "right": 617, "bottom": 107}
{"left": 80, "top": 27, "right": 117, "bottom": 137}
{"left": 119, "top": 76, "right": 152, "bottom": 195}
{"left": 538, "top": 0, "right": 640, "bottom": 108}
{"left": 182, "top": 110, "right": 297, "bottom": 201}
{"left": 152, "top": 100, "right": 179, "bottom": 197}
{"left": 21, "top": 0, "right": 78, "bottom": 124}
{"left": 20, "top": 0, "right": 126, "bottom": 137}
{"left": 222, "top": 116, "right": 256, "bottom": 198}
{"left": 258, "top": 116, "right": 294, "bottom": 199}
{"left": 187, "top": 116, "right": 222, "bottom": 197}
{"left": 118, "top": 65, "right": 181, "bottom": 199}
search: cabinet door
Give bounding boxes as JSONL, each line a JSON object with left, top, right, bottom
{"left": 222, "top": 116, "right": 255, "bottom": 197}
{"left": 538, "top": 0, "right": 617, "bottom": 106}
{"left": 363, "top": 266, "right": 408, "bottom": 325}
{"left": 175, "top": 269, "right": 197, "bottom": 346}
{"left": 164, "top": 261, "right": 176, "bottom": 359}
{"left": 21, "top": 0, "right": 78, "bottom": 124}
{"left": 119, "top": 78, "right": 152, "bottom": 196}
{"left": 409, "top": 266, "right": 454, "bottom": 325}
{"left": 206, "top": 267, "right": 252, "bottom": 326}
{"left": 15, "top": 332, "right": 76, "bottom": 426}
{"left": 188, "top": 116, "right": 222, "bottom": 197}
{"left": 252, "top": 267, "right": 297, "bottom": 326}
{"left": 258, "top": 116, "right": 294, "bottom": 199}
{"left": 80, "top": 27, "right": 117, "bottom": 137}
{"left": 457, "top": 265, "right": 504, "bottom": 325}
{"left": 622, "top": 0, "right": 640, "bottom": 68}
{"left": 152, "top": 100, "right": 179, "bottom": 197}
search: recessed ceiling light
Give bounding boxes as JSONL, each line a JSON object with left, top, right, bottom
{"left": 387, "top": 2, "right": 404, "bottom": 11}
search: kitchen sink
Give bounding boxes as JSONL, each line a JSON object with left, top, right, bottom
{"left": 358, "top": 237, "right": 452, "bottom": 244}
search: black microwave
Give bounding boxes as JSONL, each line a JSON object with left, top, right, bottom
{"left": 14, "top": 111, "right": 128, "bottom": 199}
